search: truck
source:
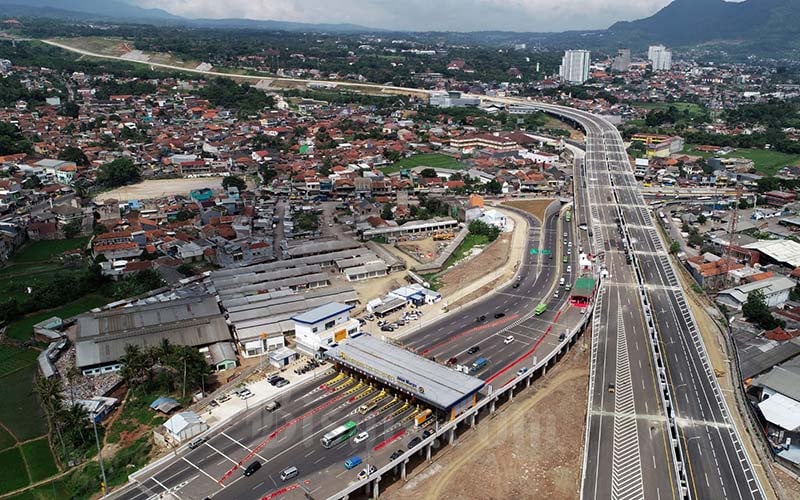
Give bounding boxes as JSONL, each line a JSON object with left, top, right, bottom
{"left": 471, "top": 357, "right": 488, "bottom": 372}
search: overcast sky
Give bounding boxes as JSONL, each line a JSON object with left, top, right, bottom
{"left": 130, "top": 0, "right": 674, "bottom": 32}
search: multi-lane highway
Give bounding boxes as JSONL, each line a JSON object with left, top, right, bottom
{"left": 515, "top": 101, "right": 765, "bottom": 500}
{"left": 112, "top": 204, "right": 581, "bottom": 500}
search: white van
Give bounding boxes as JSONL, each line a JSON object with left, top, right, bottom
{"left": 280, "top": 466, "right": 299, "bottom": 481}
{"left": 559, "top": 277, "right": 565, "bottom": 286}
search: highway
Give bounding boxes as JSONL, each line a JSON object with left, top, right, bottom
{"left": 112, "top": 204, "right": 582, "bottom": 500}
{"left": 42, "top": 38, "right": 765, "bottom": 498}
{"left": 510, "top": 101, "right": 765, "bottom": 500}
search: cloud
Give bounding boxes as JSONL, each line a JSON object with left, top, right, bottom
{"left": 132, "top": 0, "right": 672, "bottom": 31}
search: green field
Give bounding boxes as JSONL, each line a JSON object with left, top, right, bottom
{"left": 632, "top": 101, "right": 707, "bottom": 117}
{"left": 444, "top": 233, "right": 490, "bottom": 269}
{"left": 382, "top": 153, "right": 465, "bottom": 174}
{"left": 0, "top": 364, "right": 48, "bottom": 441}
{"left": 0, "top": 425, "right": 15, "bottom": 451}
{"left": 0, "top": 447, "right": 30, "bottom": 494}
{"left": 682, "top": 144, "right": 800, "bottom": 176}
{"left": 0, "top": 346, "right": 39, "bottom": 378}
{"left": 5, "top": 478, "right": 71, "bottom": 500}
{"left": 9, "top": 238, "right": 88, "bottom": 264}
{"left": 5, "top": 294, "right": 108, "bottom": 341}
{"left": 21, "top": 438, "right": 58, "bottom": 483}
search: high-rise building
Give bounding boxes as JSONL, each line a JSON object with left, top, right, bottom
{"left": 648, "top": 45, "right": 672, "bottom": 71}
{"left": 558, "top": 49, "right": 590, "bottom": 84}
{"left": 611, "top": 48, "right": 631, "bottom": 73}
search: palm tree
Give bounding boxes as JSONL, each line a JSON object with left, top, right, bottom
{"left": 33, "top": 375, "right": 66, "bottom": 458}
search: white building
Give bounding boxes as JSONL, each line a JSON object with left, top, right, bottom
{"left": 477, "top": 209, "right": 512, "bottom": 232}
{"left": 648, "top": 45, "right": 672, "bottom": 71}
{"left": 292, "top": 302, "right": 360, "bottom": 356}
{"left": 715, "top": 276, "right": 795, "bottom": 311}
{"left": 162, "top": 411, "right": 208, "bottom": 444}
{"left": 558, "top": 50, "right": 590, "bottom": 84}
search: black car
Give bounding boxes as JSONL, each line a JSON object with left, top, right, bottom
{"left": 243, "top": 461, "right": 262, "bottom": 477}
{"left": 476, "top": 315, "right": 486, "bottom": 322}
{"left": 512, "top": 282, "right": 520, "bottom": 289}
{"left": 380, "top": 324, "right": 395, "bottom": 332}
{"left": 494, "top": 312, "right": 505, "bottom": 319}
{"left": 467, "top": 345, "right": 480, "bottom": 355}
{"left": 390, "top": 449, "right": 404, "bottom": 461}
{"left": 422, "top": 429, "right": 433, "bottom": 439}
{"left": 407, "top": 437, "right": 422, "bottom": 449}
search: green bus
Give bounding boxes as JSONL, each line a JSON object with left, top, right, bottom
{"left": 534, "top": 303, "right": 547, "bottom": 315}
{"left": 565, "top": 210, "right": 572, "bottom": 223}
{"left": 321, "top": 420, "right": 357, "bottom": 448}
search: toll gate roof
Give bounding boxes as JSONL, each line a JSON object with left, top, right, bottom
{"left": 326, "top": 334, "right": 485, "bottom": 411}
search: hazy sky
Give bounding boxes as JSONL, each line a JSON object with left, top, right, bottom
{"left": 130, "top": 0, "right": 674, "bottom": 31}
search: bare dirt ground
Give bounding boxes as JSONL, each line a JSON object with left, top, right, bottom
{"left": 545, "top": 116, "right": 585, "bottom": 142}
{"left": 773, "top": 465, "right": 800, "bottom": 499}
{"left": 348, "top": 272, "right": 409, "bottom": 315}
{"left": 397, "top": 237, "right": 448, "bottom": 264}
{"left": 385, "top": 342, "right": 589, "bottom": 500}
{"left": 95, "top": 177, "right": 231, "bottom": 201}
{"left": 438, "top": 232, "right": 511, "bottom": 299}
{"left": 502, "top": 199, "right": 554, "bottom": 223}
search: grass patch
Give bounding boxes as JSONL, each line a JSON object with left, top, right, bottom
{"left": 420, "top": 273, "right": 442, "bottom": 291}
{"left": 0, "top": 364, "right": 48, "bottom": 441}
{"left": 0, "top": 425, "right": 15, "bottom": 451}
{"left": 10, "top": 238, "right": 88, "bottom": 264}
{"left": 682, "top": 144, "right": 800, "bottom": 176}
{"left": 444, "top": 233, "right": 490, "bottom": 269}
{"left": 631, "top": 101, "right": 706, "bottom": 117}
{"left": 0, "top": 447, "right": 30, "bottom": 495}
{"left": 382, "top": 153, "right": 465, "bottom": 174}
{"left": 0, "top": 262, "right": 61, "bottom": 278}
{"left": 5, "top": 294, "right": 108, "bottom": 341}
{"left": 0, "top": 346, "right": 39, "bottom": 378}
{"left": 21, "top": 438, "right": 58, "bottom": 483}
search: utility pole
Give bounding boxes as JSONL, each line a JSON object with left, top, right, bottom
{"left": 182, "top": 356, "right": 187, "bottom": 399}
{"left": 92, "top": 418, "right": 107, "bottom": 497}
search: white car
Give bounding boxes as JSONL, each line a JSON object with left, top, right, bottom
{"left": 567, "top": 265, "right": 572, "bottom": 273}
{"left": 504, "top": 335, "right": 515, "bottom": 344}
{"left": 353, "top": 431, "right": 369, "bottom": 444}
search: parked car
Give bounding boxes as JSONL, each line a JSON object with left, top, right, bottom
{"left": 275, "top": 379, "right": 290, "bottom": 388}
{"left": 390, "top": 449, "right": 404, "bottom": 461}
{"left": 446, "top": 357, "right": 458, "bottom": 366}
{"left": 494, "top": 312, "right": 505, "bottom": 318}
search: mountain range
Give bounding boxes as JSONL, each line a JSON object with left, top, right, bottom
{"left": 0, "top": 0, "right": 799, "bottom": 57}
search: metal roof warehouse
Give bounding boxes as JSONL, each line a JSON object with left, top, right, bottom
{"left": 326, "top": 334, "right": 484, "bottom": 419}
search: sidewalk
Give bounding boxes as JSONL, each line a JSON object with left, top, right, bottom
{"left": 380, "top": 208, "right": 531, "bottom": 342}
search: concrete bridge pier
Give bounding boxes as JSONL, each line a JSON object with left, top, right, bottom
{"left": 449, "top": 424, "right": 457, "bottom": 445}
{"left": 426, "top": 443, "right": 432, "bottom": 461}
{"left": 372, "top": 476, "right": 381, "bottom": 499}
{"left": 401, "top": 460, "right": 407, "bottom": 480}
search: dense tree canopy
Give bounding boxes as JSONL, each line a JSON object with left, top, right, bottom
{"left": 0, "top": 122, "right": 31, "bottom": 155}
{"left": 96, "top": 158, "right": 140, "bottom": 187}
{"left": 222, "top": 175, "right": 247, "bottom": 192}
{"left": 199, "top": 78, "right": 274, "bottom": 117}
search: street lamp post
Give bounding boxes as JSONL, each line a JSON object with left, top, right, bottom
{"left": 92, "top": 418, "right": 107, "bottom": 497}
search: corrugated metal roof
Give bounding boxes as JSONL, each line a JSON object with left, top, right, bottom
{"left": 758, "top": 393, "right": 800, "bottom": 431}
{"left": 327, "top": 334, "right": 484, "bottom": 410}
{"left": 291, "top": 302, "right": 353, "bottom": 325}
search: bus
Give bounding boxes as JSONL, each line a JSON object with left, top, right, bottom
{"left": 534, "top": 303, "right": 547, "bottom": 315}
{"left": 321, "top": 421, "right": 357, "bottom": 448}
{"left": 565, "top": 210, "right": 572, "bottom": 223}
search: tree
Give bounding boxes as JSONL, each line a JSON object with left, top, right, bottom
{"left": 697, "top": 214, "right": 707, "bottom": 224}
{"left": 381, "top": 203, "right": 394, "bottom": 221}
{"left": 0, "top": 121, "right": 31, "bottom": 155}
{"left": 23, "top": 175, "right": 42, "bottom": 189}
{"left": 669, "top": 240, "right": 681, "bottom": 254}
{"left": 62, "top": 220, "right": 82, "bottom": 239}
{"left": 742, "top": 289, "right": 783, "bottom": 330}
{"left": 222, "top": 175, "right": 246, "bottom": 192}
{"left": 419, "top": 168, "right": 438, "bottom": 179}
{"left": 59, "top": 101, "right": 80, "bottom": 118}
{"left": 96, "top": 158, "right": 140, "bottom": 188}
{"left": 486, "top": 179, "right": 503, "bottom": 195}
{"left": 468, "top": 219, "right": 501, "bottom": 242}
